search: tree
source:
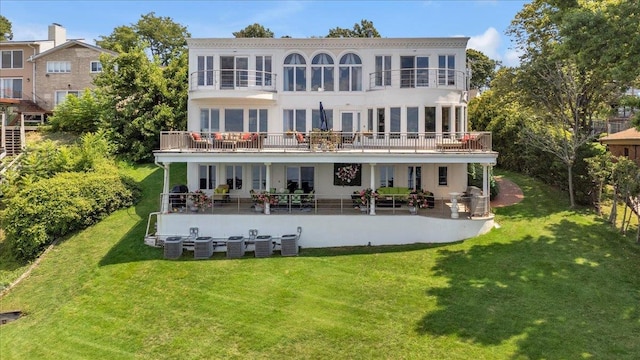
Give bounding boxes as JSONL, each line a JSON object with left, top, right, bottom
{"left": 466, "top": 49, "right": 500, "bottom": 90}
{"left": 0, "top": 15, "right": 12, "bottom": 41}
{"left": 47, "top": 90, "right": 104, "bottom": 134}
{"left": 93, "top": 47, "right": 188, "bottom": 162}
{"left": 584, "top": 150, "right": 613, "bottom": 216}
{"left": 327, "top": 19, "right": 380, "bottom": 38}
{"left": 233, "top": 23, "right": 274, "bottom": 38}
{"left": 96, "top": 12, "right": 190, "bottom": 66}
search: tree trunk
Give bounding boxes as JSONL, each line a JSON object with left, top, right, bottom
{"left": 621, "top": 194, "right": 629, "bottom": 234}
{"left": 609, "top": 189, "right": 618, "bottom": 226}
{"left": 567, "top": 164, "right": 575, "bottom": 208}
{"left": 595, "top": 181, "right": 603, "bottom": 216}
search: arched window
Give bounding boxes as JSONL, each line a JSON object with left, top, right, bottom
{"left": 339, "top": 53, "right": 362, "bottom": 91}
{"left": 283, "top": 53, "right": 306, "bottom": 91}
{"left": 311, "top": 53, "right": 334, "bottom": 91}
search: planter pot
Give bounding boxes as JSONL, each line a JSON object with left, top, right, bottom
{"left": 254, "top": 205, "right": 264, "bottom": 213}
{"left": 409, "top": 206, "right": 417, "bottom": 215}
{"left": 360, "top": 205, "right": 368, "bottom": 214}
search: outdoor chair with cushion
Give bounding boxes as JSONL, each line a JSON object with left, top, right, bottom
{"left": 291, "top": 189, "right": 304, "bottom": 208}
{"left": 190, "top": 132, "right": 211, "bottom": 150}
{"left": 212, "top": 184, "right": 230, "bottom": 203}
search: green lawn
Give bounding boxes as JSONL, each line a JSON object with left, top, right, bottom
{"left": 1, "top": 165, "right": 639, "bottom": 359}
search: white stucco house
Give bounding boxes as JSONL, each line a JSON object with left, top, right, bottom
{"left": 146, "top": 36, "right": 498, "bottom": 253}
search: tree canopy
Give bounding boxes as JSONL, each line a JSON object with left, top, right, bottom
{"left": 466, "top": 49, "right": 500, "bottom": 90}
{"left": 327, "top": 19, "right": 381, "bottom": 38}
{"left": 96, "top": 12, "right": 190, "bottom": 66}
{"left": 233, "top": 23, "right": 274, "bottom": 38}
{"left": 0, "top": 15, "right": 12, "bottom": 41}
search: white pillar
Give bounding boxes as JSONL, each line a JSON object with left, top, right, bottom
{"left": 161, "top": 162, "right": 170, "bottom": 213}
{"left": 482, "top": 164, "right": 489, "bottom": 197}
{"left": 369, "top": 163, "right": 376, "bottom": 215}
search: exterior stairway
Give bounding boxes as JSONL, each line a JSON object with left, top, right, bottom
{"left": 4, "top": 128, "right": 22, "bottom": 155}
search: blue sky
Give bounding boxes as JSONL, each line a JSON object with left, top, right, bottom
{"left": 2, "top": 0, "right": 528, "bottom": 66}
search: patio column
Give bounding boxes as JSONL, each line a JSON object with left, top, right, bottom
{"left": 483, "top": 163, "right": 491, "bottom": 214}
{"left": 369, "top": 163, "right": 376, "bottom": 215}
{"left": 161, "top": 162, "right": 170, "bottom": 213}
{"left": 264, "top": 162, "right": 272, "bottom": 214}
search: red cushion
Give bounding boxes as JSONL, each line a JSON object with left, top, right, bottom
{"left": 191, "top": 132, "right": 202, "bottom": 141}
{"left": 242, "top": 132, "right": 251, "bottom": 140}
{"left": 214, "top": 132, "right": 223, "bottom": 140}
{"left": 296, "top": 132, "right": 304, "bottom": 143}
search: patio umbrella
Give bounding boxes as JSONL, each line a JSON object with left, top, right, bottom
{"left": 319, "top": 101, "right": 329, "bottom": 131}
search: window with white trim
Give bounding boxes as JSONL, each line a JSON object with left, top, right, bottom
{"left": 375, "top": 55, "right": 391, "bottom": 87}
{"left": 407, "top": 107, "right": 419, "bottom": 138}
{"left": 255, "top": 55, "right": 272, "bottom": 86}
{"left": 438, "top": 55, "right": 455, "bottom": 86}
{"left": 55, "top": 90, "right": 80, "bottom": 105}
{"left": 226, "top": 165, "right": 242, "bottom": 190}
{"left": 221, "top": 56, "right": 248, "bottom": 89}
{"left": 283, "top": 109, "right": 306, "bottom": 133}
{"left": 1, "top": 50, "right": 23, "bottom": 69}
{"left": 224, "top": 109, "right": 244, "bottom": 132}
{"left": 311, "top": 53, "right": 334, "bottom": 91}
{"left": 251, "top": 165, "right": 267, "bottom": 191}
{"left": 0, "top": 78, "right": 22, "bottom": 99}
{"left": 197, "top": 55, "right": 214, "bottom": 86}
{"left": 312, "top": 108, "right": 332, "bottom": 130}
{"left": 47, "top": 61, "right": 71, "bottom": 73}
{"left": 438, "top": 166, "right": 448, "bottom": 186}
{"left": 339, "top": 53, "right": 362, "bottom": 91}
{"left": 379, "top": 166, "right": 394, "bottom": 188}
{"left": 200, "top": 108, "right": 220, "bottom": 133}
{"left": 283, "top": 53, "right": 306, "bottom": 91}
{"left": 90, "top": 61, "right": 103, "bottom": 73}
{"left": 199, "top": 165, "right": 216, "bottom": 190}
{"left": 249, "top": 109, "right": 268, "bottom": 133}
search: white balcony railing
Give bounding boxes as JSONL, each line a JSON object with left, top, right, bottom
{"left": 158, "top": 131, "right": 491, "bottom": 153}
{"left": 368, "top": 67, "right": 468, "bottom": 91}
{"left": 189, "top": 70, "right": 277, "bottom": 92}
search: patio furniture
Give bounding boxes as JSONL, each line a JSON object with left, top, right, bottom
{"left": 190, "top": 132, "right": 211, "bottom": 150}
{"left": 212, "top": 184, "right": 230, "bottom": 203}
{"left": 254, "top": 235, "right": 273, "bottom": 258}
{"left": 194, "top": 236, "right": 214, "bottom": 259}
{"left": 226, "top": 236, "right": 245, "bottom": 258}
{"left": 291, "top": 189, "right": 304, "bottom": 208}
{"left": 164, "top": 236, "right": 183, "bottom": 259}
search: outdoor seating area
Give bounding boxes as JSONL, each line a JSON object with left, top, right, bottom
{"left": 162, "top": 227, "right": 302, "bottom": 260}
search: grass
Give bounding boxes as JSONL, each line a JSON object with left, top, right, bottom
{"left": 1, "top": 166, "right": 639, "bottom": 359}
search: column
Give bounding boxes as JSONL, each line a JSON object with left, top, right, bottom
{"left": 369, "top": 163, "right": 376, "bottom": 215}
{"left": 264, "top": 162, "right": 271, "bottom": 214}
{"left": 161, "top": 162, "right": 170, "bottom": 213}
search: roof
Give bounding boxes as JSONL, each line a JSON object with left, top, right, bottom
{"left": 599, "top": 127, "right": 640, "bottom": 145}
{"left": 30, "top": 40, "right": 118, "bottom": 60}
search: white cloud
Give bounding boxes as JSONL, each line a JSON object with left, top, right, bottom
{"left": 503, "top": 48, "right": 523, "bottom": 67}
{"left": 468, "top": 27, "right": 501, "bottom": 60}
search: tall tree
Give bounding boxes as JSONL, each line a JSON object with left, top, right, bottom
{"left": 233, "top": 23, "right": 274, "bottom": 38}
{"left": 466, "top": 49, "right": 500, "bottom": 90}
{"left": 0, "top": 15, "right": 12, "bottom": 41}
{"left": 96, "top": 12, "right": 190, "bottom": 66}
{"left": 93, "top": 47, "right": 188, "bottom": 162}
{"left": 327, "top": 19, "right": 380, "bottom": 38}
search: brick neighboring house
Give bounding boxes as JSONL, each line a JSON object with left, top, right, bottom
{"left": 0, "top": 23, "right": 116, "bottom": 120}
{"left": 600, "top": 127, "right": 640, "bottom": 166}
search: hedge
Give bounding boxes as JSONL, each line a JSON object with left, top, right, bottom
{"left": 2, "top": 170, "right": 141, "bottom": 261}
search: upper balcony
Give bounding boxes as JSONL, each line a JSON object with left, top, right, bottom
{"left": 189, "top": 70, "right": 278, "bottom": 102}
{"left": 188, "top": 67, "right": 469, "bottom": 102}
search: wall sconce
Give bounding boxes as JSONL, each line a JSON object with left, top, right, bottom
{"left": 67, "top": 84, "right": 71, "bottom": 89}
{"left": 26, "top": 78, "right": 30, "bottom": 82}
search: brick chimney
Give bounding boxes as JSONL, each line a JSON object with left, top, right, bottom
{"left": 48, "top": 23, "right": 67, "bottom": 47}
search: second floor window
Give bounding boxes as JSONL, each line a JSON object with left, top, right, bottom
{"left": 197, "top": 55, "right": 214, "bottom": 86}
{"left": 339, "top": 53, "right": 362, "bottom": 91}
{"left": 200, "top": 108, "right": 220, "bottom": 133}
{"left": 255, "top": 55, "right": 272, "bottom": 86}
{"left": 375, "top": 55, "right": 391, "bottom": 87}
{"left": 1, "top": 50, "right": 23, "bottom": 69}
{"left": 47, "top": 61, "right": 71, "bottom": 73}
{"left": 311, "top": 53, "right": 334, "bottom": 91}
{"left": 438, "top": 55, "right": 455, "bottom": 86}
{"left": 221, "top": 56, "right": 248, "bottom": 89}
{"left": 283, "top": 53, "right": 306, "bottom": 91}
{"left": 90, "top": 61, "right": 103, "bottom": 73}
{"left": 283, "top": 109, "right": 306, "bottom": 133}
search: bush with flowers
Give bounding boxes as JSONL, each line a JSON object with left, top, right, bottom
{"left": 250, "top": 190, "right": 278, "bottom": 206}
{"left": 407, "top": 189, "right": 435, "bottom": 209}
{"left": 189, "top": 190, "right": 211, "bottom": 210}
{"left": 353, "top": 188, "right": 378, "bottom": 207}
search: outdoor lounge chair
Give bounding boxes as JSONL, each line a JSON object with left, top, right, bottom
{"left": 291, "top": 189, "right": 304, "bottom": 208}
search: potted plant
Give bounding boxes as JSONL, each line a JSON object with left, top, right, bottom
{"left": 354, "top": 188, "right": 378, "bottom": 213}
{"left": 250, "top": 190, "right": 277, "bottom": 213}
{"left": 189, "top": 190, "right": 211, "bottom": 212}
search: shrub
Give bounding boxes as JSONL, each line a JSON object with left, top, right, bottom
{"left": 2, "top": 168, "right": 141, "bottom": 261}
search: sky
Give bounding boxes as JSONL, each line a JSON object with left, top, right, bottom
{"left": 1, "top": 0, "right": 528, "bottom": 66}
